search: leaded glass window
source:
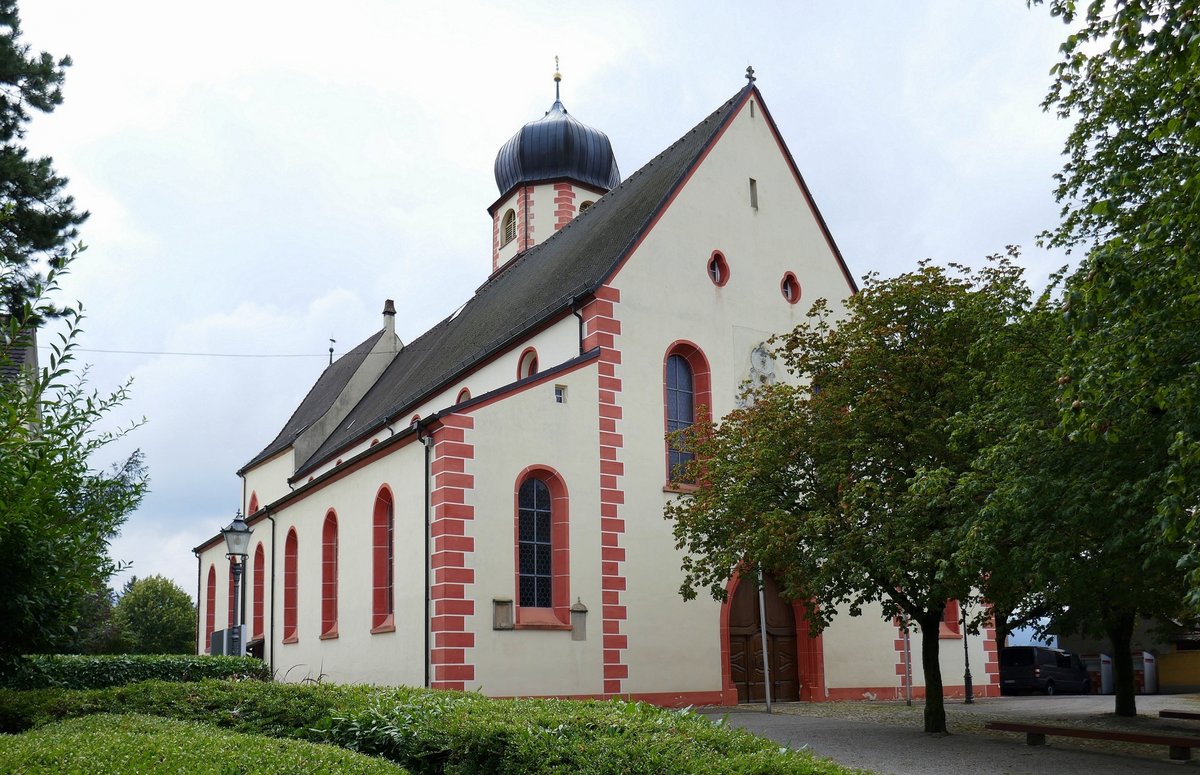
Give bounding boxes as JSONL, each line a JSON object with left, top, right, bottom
{"left": 518, "top": 478, "right": 553, "bottom": 608}
{"left": 666, "top": 353, "right": 695, "bottom": 479}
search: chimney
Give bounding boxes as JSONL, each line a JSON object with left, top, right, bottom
{"left": 382, "top": 299, "right": 400, "bottom": 351}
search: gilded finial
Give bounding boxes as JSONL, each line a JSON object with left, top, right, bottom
{"left": 554, "top": 56, "right": 562, "bottom": 101}
{"left": 746, "top": 65, "right": 756, "bottom": 83}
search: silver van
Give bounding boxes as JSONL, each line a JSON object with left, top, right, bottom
{"left": 999, "top": 646, "right": 1092, "bottom": 695}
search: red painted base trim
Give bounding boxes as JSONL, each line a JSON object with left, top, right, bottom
{"left": 490, "top": 689, "right": 730, "bottom": 708}
{"left": 820, "top": 683, "right": 1001, "bottom": 702}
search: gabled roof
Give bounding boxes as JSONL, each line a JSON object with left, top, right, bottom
{"left": 247, "top": 81, "right": 855, "bottom": 481}
{"left": 285, "top": 85, "right": 757, "bottom": 478}
{"left": 240, "top": 329, "right": 385, "bottom": 473}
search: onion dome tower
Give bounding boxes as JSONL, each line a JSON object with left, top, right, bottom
{"left": 488, "top": 65, "right": 621, "bottom": 272}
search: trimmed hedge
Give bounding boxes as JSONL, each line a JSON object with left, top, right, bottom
{"left": 0, "top": 713, "right": 409, "bottom": 774}
{"left": 0, "top": 680, "right": 862, "bottom": 774}
{"left": 1, "top": 653, "right": 271, "bottom": 689}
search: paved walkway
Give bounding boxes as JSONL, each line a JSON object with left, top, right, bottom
{"left": 702, "top": 694, "right": 1200, "bottom": 775}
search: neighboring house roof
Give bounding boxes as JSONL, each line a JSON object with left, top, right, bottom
{"left": 246, "top": 82, "right": 855, "bottom": 481}
{"left": 241, "top": 330, "right": 385, "bottom": 472}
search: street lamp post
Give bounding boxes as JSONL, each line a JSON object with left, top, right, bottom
{"left": 962, "top": 600, "right": 974, "bottom": 704}
{"left": 220, "top": 511, "right": 253, "bottom": 656}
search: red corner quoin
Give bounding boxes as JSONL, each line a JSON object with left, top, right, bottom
{"left": 429, "top": 414, "right": 477, "bottom": 690}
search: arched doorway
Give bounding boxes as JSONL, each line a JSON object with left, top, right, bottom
{"left": 727, "top": 573, "right": 800, "bottom": 703}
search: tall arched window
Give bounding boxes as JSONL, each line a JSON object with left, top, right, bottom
{"left": 252, "top": 542, "right": 265, "bottom": 640}
{"left": 248, "top": 492, "right": 259, "bottom": 514}
{"left": 372, "top": 487, "right": 395, "bottom": 632}
{"left": 664, "top": 342, "right": 712, "bottom": 484}
{"left": 513, "top": 466, "right": 570, "bottom": 626}
{"left": 517, "top": 347, "right": 538, "bottom": 380}
{"left": 519, "top": 478, "right": 553, "bottom": 608}
{"left": 204, "top": 565, "right": 216, "bottom": 652}
{"left": 321, "top": 511, "right": 338, "bottom": 638}
{"left": 501, "top": 209, "right": 516, "bottom": 245}
{"left": 283, "top": 529, "right": 298, "bottom": 643}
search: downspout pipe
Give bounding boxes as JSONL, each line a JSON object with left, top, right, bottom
{"left": 571, "top": 296, "right": 584, "bottom": 356}
{"left": 419, "top": 423, "right": 434, "bottom": 689}
{"left": 265, "top": 511, "right": 277, "bottom": 677}
{"left": 193, "top": 550, "right": 202, "bottom": 654}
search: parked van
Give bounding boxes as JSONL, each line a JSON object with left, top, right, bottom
{"left": 1000, "top": 646, "right": 1091, "bottom": 695}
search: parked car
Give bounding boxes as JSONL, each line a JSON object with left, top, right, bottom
{"left": 999, "top": 646, "right": 1092, "bottom": 695}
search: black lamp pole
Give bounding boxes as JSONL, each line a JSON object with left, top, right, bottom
{"left": 963, "top": 600, "right": 974, "bottom": 704}
{"left": 220, "top": 511, "right": 253, "bottom": 656}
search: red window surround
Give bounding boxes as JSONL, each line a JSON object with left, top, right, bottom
{"left": 204, "top": 565, "right": 216, "bottom": 652}
{"left": 321, "top": 511, "right": 338, "bottom": 639}
{"left": 781, "top": 272, "right": 801, "bottom": 304}
{"left": 517, "top": 346, "right": 539, "bottom": 380}
{"left": 283, "top": 529, "right": 298, "bottom": 643}
{"left": 248, "top": 492, "right": 259, "bottom": 515}
{"left": 371, "top": 487, "right": 396, "bottom": 633}
{"left": 663, "top": 341, "right": 712, "bottom": 487}
{"left": 456, "top": 387, "right": 471, "bottom": 403}
{"left": 512, "top": 465, "right": 571, "bottom": 628}
{"left": 707, "top": 250, "right": 730, "bottom": 287}
{"left": 252, "top": 542, "right": 265, "bottom": 640}
{"left": 940, "top": 599, "right": 963, "bottom": 639}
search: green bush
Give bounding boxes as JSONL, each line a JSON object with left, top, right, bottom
{"left": 2, "top": 653, "right": 271, "bottom": 689}
{"left": 0, "top": 680, "right": 860, "bottom": 774}
{"left": 0, "top": 713, "right": 409, "bottom": 774}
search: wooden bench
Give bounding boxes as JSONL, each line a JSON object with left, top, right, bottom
{"left": 986, "top": 720, "right": 1200, "bottom": 761}
{"left": 1160, "top": 709, "right": 1200, "bottom": 721}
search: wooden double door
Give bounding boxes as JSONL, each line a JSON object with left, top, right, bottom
{"left": 728, "top": 573, "right": 800, "bottom": 703}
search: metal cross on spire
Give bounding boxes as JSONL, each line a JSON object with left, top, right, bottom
{"left": 746, "top": 65, "right": 756, "bottom": 83}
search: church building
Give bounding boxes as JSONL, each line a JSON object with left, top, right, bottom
{"left": 194, "top": 71, "right": 999, "bottom": 705}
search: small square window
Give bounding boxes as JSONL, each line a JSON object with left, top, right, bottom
{"left": 554, "top": 385, "right": 567, "bottom": 403}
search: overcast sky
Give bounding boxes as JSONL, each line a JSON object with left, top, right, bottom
{"left": 18, "top": 1, "right": 1074, "bottom": 599}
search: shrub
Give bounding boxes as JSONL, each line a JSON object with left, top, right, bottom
{"left": 0, "top": 713, "right": 409, "bottom": 774}
{"left": 0, "top": 681, "right": 860, "bottom": 774}
{"left": 2, "top": 653, "right": 271, "bottom": 689}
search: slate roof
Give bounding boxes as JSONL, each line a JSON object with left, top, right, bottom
{"left": 272, "top": 84, "right": 757, "bottom": 479}
{"left": 241, "top": 330, "right": 385, "bottom": 472}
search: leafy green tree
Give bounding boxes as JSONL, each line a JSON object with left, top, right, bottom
{"left": 1031, "top": 0, "right": 1200, "bottom": 588}
{"left": 959, "top": 293, "right": 1188, "bottom": 716}
{"left": 114, "top": 575, "right": 195, "bottom": 654}
{"left": 0, "top": 0, "right": 88, "bottom": 316}
{"left": 667, "top": 259, "right": 1031, "bottom": 734}
{"left": 0, "top": 254, "right": 146, "bottom": 675}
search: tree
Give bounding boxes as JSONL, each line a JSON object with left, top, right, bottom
{"left": 1032, "top": 0, "right": 1200, "bottom": 590}
{"left": 667, "top": 259, "right": 1031, "bottom": 734}
{"left": 0, "top": 0, "right": 88, "bottom": 316}
{"left": 114, "top": 575, "right": 195, "bottom": 654}
{"left": 958, "top": 292, "right": 1188, "bottom": 716}
{"left": 0, "top": 253, "right": 146, "bottom": 675}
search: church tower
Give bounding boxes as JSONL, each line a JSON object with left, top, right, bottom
{"left": 488, "top": 67, "right": 620, "bottom": 272}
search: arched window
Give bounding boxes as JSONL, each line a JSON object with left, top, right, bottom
{"left": 579, "top": 200, "right": 594, "bottom": 212}
{"left": 283, "top": 529, "right": 298, "bottom": 643}
{"left": 501, "top": 209, "right": 517, "bottom": 245}
{"left": 372, "top": 487, "right": 395, "bottom": 632}
{"left": 456, "top": 387, "right": 471, "bottom": 404}
{"left": 781, "top": 272, "right": 801, "bottom": 304}
{"left": 248, "top": 492, "right": 259, "bottom": 515}
{"left": 664, "top": 342, "right": 712, "bottom": 483}
{"left": 252, "top": 542, "right": 265, "bottom": 640}
{"left": 517, "top": 347, "right": 538, "bottom": 380}
{"left": 321, "top": 511, "right": 338, "bottom": 638}
{"left": 204, "top": 565, "right": 216, "bottom": 652}
{"left": 707, "top": 251, "right": 730, "bottom": 287}
{"left": 518, "top": 478, "right": 553, "bottom": 608}
{"left": 513, "top": 467, "right": 570, "bottom": 625}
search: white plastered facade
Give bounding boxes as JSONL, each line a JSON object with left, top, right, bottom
{"left": 195, "top": 84, "right": 998, "bottom": 704}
